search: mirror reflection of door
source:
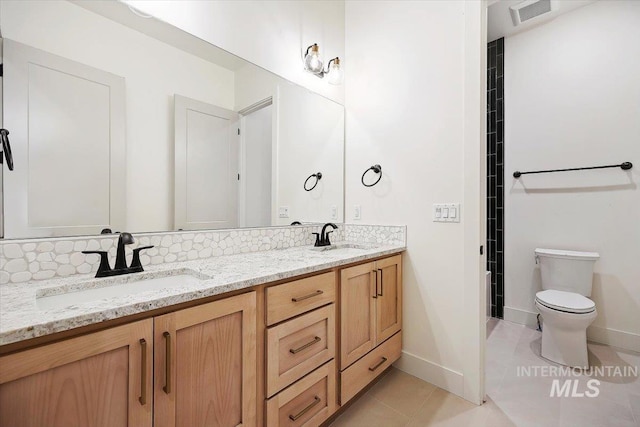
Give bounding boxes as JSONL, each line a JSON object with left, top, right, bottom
{"left": 2, "top": 39, "right": 125, "bottom": 238}
{"left": 239, "top": 99, "right": 273, "bottom": 228}
{"left": 174, "top": 95, "right": 239, "bottom": 231}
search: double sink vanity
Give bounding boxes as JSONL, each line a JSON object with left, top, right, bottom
{"left": 0, "top": 2, "right": 402, "bottom": 425}
{"left": 0, "top": 227, "right": 404, "bottom": 426}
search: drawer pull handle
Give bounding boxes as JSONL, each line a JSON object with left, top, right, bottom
{"left": 163, "top": 332, "right": 172, "bottom": 394}
{"left": 290, "top": 336, "right": 321, "bottom": 354}
{"left": 377, "top": 268, "right": 384, "bottom": 296}
{"left": 289, "top": 396, "right": 321, "bottom": 421}
{"left": 372, "top": 271, "right": 377, "bottom": 299}
{"left": 368, "top": 357, "right": 388, "bottom": 372}
{"left": 291, "top": 290, "right": 323, "bottom": 302}
{"left": 139, "top": 338, "right": 147, "bottom": 405}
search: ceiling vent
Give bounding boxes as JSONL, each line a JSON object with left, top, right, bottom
{"left": 510, "top": 0, "right": 556, "bottom": 26}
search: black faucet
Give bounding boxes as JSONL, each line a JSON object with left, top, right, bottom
{"left": 83, "top": 232, "right": 153, "bottom": 278}
{"left": 313, "top": 223, "right": 338, "bottom": 247}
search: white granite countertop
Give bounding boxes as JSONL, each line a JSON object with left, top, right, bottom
{"left": 0, "top": 242, "right": 404, "bottom": 346}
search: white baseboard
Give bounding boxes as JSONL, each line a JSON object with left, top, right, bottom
{"left": 587, "top": 325, "right": 640, "bottom": 353}
{"left": 503, "top": 305, "right": 640, "bottom": 353}
{"left": 503, "top": 305, "right": 538, "bottom": 327}
{"left": 393, "top": 350, "right": 464, "bottom": 398}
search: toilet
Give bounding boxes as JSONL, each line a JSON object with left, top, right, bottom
{"left": 534, "top": 248, "right": 599, "bottom": 368}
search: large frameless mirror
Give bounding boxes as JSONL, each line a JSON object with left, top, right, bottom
{"left": 0, "top": 0, "right": 344, "bottom": 239}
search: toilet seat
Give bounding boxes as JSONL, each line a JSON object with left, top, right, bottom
{"left": 535, "top": 290, "right": 595, "bottom": 314}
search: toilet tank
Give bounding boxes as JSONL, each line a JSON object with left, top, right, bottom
{"left": 535, "top": 248, "right": 599, "bottom": 296}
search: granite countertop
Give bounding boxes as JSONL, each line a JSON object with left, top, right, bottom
{"left": 0, "top": 242, "right": 404, "bottom": 346}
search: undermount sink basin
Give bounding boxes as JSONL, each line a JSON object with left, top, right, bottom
{"left": 309, "top": 243, "right": 376, "bottom": 252}
{"left": 36, "top": 269, "right": 206, "bottom": 310}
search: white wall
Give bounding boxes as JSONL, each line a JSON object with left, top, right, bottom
{"left": 504, "top": 1, "right": 640, "bottom": 351}
{"left": 345, "top": 0, "right": 485, "bottom": 401}
{"left": 0, "top": 0, "right": 235, "bottom": 233}
{"left": 126, "top": 0, "right": 345, "bottom": 105}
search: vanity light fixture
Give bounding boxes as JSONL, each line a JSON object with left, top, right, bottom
{"left": 303, "top": 44, "right": 343, "bottom": 85}
{"left": 304, "top": 43, "right": 324, "bottom": 74}
{"left": 326, "top": 57, "right": 343, "bottom": 85}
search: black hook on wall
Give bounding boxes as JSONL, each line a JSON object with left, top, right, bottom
{"left": 361, "top": 164, "right": 382, "bottom": 187}
{"left": 304, "top": 172, "right": 322, "bottom": 191}
{"left": 0, "top": 129, "right": 14, "bottom": 171}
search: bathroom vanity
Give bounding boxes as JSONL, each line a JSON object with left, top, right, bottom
{"left": 0, "top": 245, "right": 403, "bottom": 427}
{"left": 0, "top": 2, "right": 402, "bottom": 425}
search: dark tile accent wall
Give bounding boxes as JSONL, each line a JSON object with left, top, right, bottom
{"left": 487, "top": 38, "right": 504, "bottom": 319}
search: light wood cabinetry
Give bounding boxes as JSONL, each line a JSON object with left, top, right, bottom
{"left": 266, "top": 271, "right": 336, "bottom": 326}
{"left": 0, "top": 252, "right": 402, "bottom": 426}
{"left": 266, "top": 360, "right": 336, "bottom": 427}
{"left": 340, "top": 331, "right": 402, "bottom": 404}
{"left": 0, "top": 319, "right": 153, "bottom": 427}
{"left": 339, "top": 254, "right": 402, "bottom": 404}
{"left": 375, "top": 255, "right": 403, "bottom": 344}
{"left": 0, "top": 293, "right": 257, "bottom": 427}
{"left": 154, "top": 291, "right": 257, "bottom": 427}
{"left": 340, "top": 254, "right": 402, "bottom": 371}
{"left": 266, "top": 304, "right": 335, "bottom": 397}
{"left": 340, "top": 261, "right": 377, "bottom": 369}
{"left": 265, "top": 270, "right": 337, "bottom": 426}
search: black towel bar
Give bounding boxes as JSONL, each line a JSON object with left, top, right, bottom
{"left": 513, "top": 162, "right": 632, "bottom": 178}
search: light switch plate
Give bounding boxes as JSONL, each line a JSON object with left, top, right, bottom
{"left": 331, "top": 205, "right": 338, "bottom": 220}
{"left": 433, "top": 203, "right": 461, "bottom": 222}
{"left": 448, "top": 203, "right": 460, "bottom": 222}
{"left": 278, "top": 206, "right": 290, "bottom": 218}
{"left": 354, "top": 205, "right": 361, "bottom": 220}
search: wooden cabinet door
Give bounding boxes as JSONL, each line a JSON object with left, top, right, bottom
{"left": 340, "top": 262, "right": 376, "bottom": 370}
{"left": 0, "top": 319, "right": 153, "bottom": 427}
{"left": 375, "top": 255, "right": 403, "bottom": 345}
{"left": 154, "top": 291, "right": 257, "bottom": 427}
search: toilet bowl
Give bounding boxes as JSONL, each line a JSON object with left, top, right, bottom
{"left": 535, "top": 290, "right": 597, "bottom": 367}
{"left": 534, "top": 248, "right": 599, "bottom": 368}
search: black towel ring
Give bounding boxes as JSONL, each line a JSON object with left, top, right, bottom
{"left": 361, "top": 164, "right": 382, "bottom": 187}
{"left": 304, "top": 172, "right": 322, "bottom": 191}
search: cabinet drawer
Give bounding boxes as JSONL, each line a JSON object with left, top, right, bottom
{"left": 267, "top": 272, "right": 336, "bottom": 326}
{"left": 267, "top": 304, "right": 335, "bottom": 397}
{"left": 340, "top": 332, "right": 401, "bottom": 405}
{"left": 266, "top": 360, "right": 336, "bottom": 427}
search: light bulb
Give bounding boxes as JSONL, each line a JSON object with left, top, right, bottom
{"left": 304, "top": 44, "right": 324, "bottom": 74}
{"left": 327, "top": 57, "right": 343, "bottom": 85}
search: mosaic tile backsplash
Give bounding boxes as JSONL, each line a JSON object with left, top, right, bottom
{"left": 344, "top": 224, "right": 406, "bottom": 246}
{"left": 0, "top": 224, "right": 406, "bottom": 284}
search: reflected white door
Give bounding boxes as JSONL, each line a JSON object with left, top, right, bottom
{"left": 174, "top": 95, "right": 238, "bottom": 230}
{"left": 241, "top": 104, "right": 272, "bottom": 227}
{"left": 2, "top": 39, "right": 125, "bottom": 238}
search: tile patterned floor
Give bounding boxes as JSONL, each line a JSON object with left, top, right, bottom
{"left": 330, "top": 319, "right": 640, "bottom": 426}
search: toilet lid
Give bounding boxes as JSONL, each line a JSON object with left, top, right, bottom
{"left": 536, "top": 290, "right": 596, "bottom": 314}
